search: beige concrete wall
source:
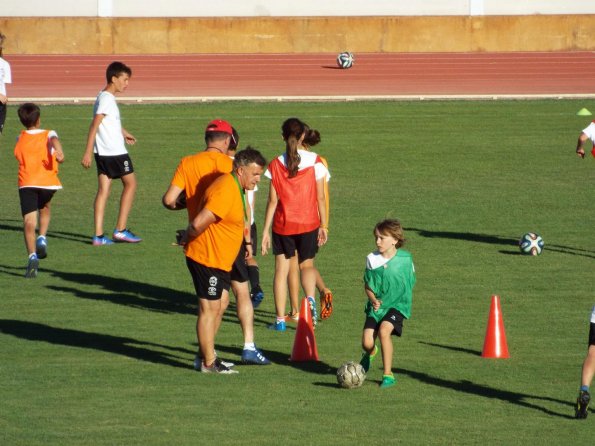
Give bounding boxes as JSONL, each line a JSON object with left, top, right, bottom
{"left": 1, "top": 16, "right": 595, "bottom": 54}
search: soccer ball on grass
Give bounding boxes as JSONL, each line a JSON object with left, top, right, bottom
{"left": 519, "top": 232, "right": 544, "bottom": 256}
{"left": 336, "top": 361, "right": 366, "bottom": 389}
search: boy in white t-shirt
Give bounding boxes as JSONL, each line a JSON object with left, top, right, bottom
{"left": 81, "top": 61, "right": 141, "bottom": 245}
{"left": 0, "top": 32, "right": 12, "bottom": 135}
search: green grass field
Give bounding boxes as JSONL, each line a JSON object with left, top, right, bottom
{"left": 0, "top": 100, "right": 594, "bottom": 445}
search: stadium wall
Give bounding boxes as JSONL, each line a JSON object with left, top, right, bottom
{"left": 1, "top": 15, "right": 594, "bottom": 54}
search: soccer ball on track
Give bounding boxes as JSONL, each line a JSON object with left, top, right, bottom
{"left": 336, "top": 52, "right": 354, "bottom": 69}
{"left": 336, "top": 361, "right": 366, "bottom": 389}
{"left": 519, "top": 232, "right": 544, "bottom": 256}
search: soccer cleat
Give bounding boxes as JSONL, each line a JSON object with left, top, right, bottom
{"left": 24, "top": 254, "right": 39, "bottom": 278}
{"left": 36, "top": 236, "right": 47, "bottom": 259}
{"left": 576, "top": 390, "right": 591, "bottom": 419}
{"left": 284, "top": 311, "right": 299, "bottom": 322}
{"left": 92, "top": 235, "right": 114, "bottom": 246}
{"left": 268, "top": 320, "right": 286, "bottom": 332}
{"left": 112, "top": 228, "right": 142, "bottom": 243}
{"left": 241, "top": 348, "right": 271, "bottom": 365}
{"left": 194, "top": 352, "right": 235, "bottom": 370}
{"left": 307, "top": 296, "right": 318, "bottom": 328}
{"left": 359, "top": 345, "right": 378, "bottom": 373}
{"left": 200, "top": 358, "right": 239, "bottom": 374}
{"left": 251, "top": 287, "right": 264, "bottom": 308}
{"left": 320, "top": 288, "right": 333, "bottom": 320}
{"left": 380, "top": 374, "right": 396, "bottom": 388}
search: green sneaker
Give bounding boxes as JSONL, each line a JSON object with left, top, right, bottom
{"left": 380, "top": 374, "right": 396, "bottom": 388}
{"left": 359, "top": 345, "right": 378, "bottom": 373}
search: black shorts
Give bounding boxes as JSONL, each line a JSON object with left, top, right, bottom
{"left": 185, "top": 257, "right": 231, "bottom": 301}
{"left": 364, "top": 308, "right": 405, "bottom": 337}
{"left": 588, "top": 323, "right": 595, "bottom": 346}
{"left": 272, "top": 228, "right": 318, "bottom": 262}
{"left": 95, "top": 153, "right": 134, "bottom": 179}
{"left": 230, "top": 244, "right": 249, "bottom": 283}
{"left": 19, "top": 188, "right": 56, "bottom": 216}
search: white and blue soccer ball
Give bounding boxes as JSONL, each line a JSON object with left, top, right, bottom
{"left": 337, "top": 361, "right": 366, "bottom": 388}
{"left": 519, "top": 232, "right": 544, "bottom": 256}
{"left": 336, "top": 52, "right": 354, "bottom": 69}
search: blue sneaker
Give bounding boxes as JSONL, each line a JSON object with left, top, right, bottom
{"left": 112, "top": 228, "right": 142, "bottom": 243}
{"left": 268, "top": 320, "right": 286, "bottom": 331}
{"left": 251, "top": 288, "right": 264, "bottom": 308}
{"left": 92, "top": 235, "right": 114, "bottom": 246}
{"left": 241, "top": 347, "right": 271, "bottom": 365}
{"left": 25, "top": 254, "right": 39, "bottom": 278}
{"left": 307, "top": 296, "right": 318, "bottom": 328}
{"left": 36, "top": 236, "right": 47, "bottom": 259}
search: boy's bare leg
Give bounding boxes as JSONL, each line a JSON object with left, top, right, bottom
{"left": 94, "top": 174, "right": 112, "bottom": 236}
{"left": 23, "top": 211, "right": 38, "bottom": 255}
{"left": 115, "top": 173, "right": 137, "bottom": 231}
{"left": 38, "top": 203, "right": 51, "bottom": 237}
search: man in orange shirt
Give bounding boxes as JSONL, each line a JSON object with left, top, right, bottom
{"left": 163, "top": 121, "right": 266, "bottom": 374}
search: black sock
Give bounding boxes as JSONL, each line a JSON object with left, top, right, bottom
{"left": 247, "top": 265, "right": 260, "bottom": 291}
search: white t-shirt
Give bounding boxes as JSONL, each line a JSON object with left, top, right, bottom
{"left": 0, "top": 57, "right": 12, "bottom": 96}
{"left": 582, "top": 122, "right": 595, "bottom": 144}
{"left": 264, "top": 149, "right": 329, "bottom": 181}
{"left": 93, "top": 90, "right": 127, "bottom": 156}
{"left": 246, "top": 187, "right": 257, "bottom": 225}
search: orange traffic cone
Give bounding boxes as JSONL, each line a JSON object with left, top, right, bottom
{"left": 481, "top": 295, "right": 510, "bottom": 358}
{"left": 290, "top": 297, "right": 319, "bottom": 362}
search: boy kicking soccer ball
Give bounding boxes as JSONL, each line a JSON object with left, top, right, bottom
{"left": 14, "top": 103, "right": 64, "bottom": 278}
{"left": 360, "top": 219, "right": 416, "bottom": 388}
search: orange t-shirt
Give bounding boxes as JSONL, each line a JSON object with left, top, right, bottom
{"left": 169, "top": 151, "right": 238, "bottom": 270}
{"left": 187, "top": 174, "right": 244, "bottom": 271}
{"left": 14, "top": 130, "right": 62, "bottom": 189}
{"left": 171, "top": 151, "right": 233, "bottom": 221}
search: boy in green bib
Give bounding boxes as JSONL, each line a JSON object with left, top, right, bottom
{"left": 360, "top": 219, "right": 416, "bottom": 388}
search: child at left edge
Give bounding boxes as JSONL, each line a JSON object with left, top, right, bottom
{"left": 13, "top": 103, "right": 65, "bottom": 278}
{"left": 359, "top": 219, "right": 416, "bottom": 388}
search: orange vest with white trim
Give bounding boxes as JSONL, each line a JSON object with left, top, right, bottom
{"left": 14, "top": 130, "right": 62, "bottom": 188}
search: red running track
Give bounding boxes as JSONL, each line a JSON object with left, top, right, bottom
{"left": 6, "top": 52, "right": 595, "bottom": 102}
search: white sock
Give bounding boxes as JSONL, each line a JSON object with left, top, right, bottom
{"left": 244, "top": 343, "right": 255, "bottom": 351}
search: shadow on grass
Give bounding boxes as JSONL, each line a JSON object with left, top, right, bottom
{"left": 399, "top": 367, "right": 576, "bottom": 419}
{"left": 0, "top": 319, "right": 190, "bottom": 369}
{"left": 0, "top": 221, "right": 89, "bottom": 244}
{"left": 407, "top": 227, "right": 595, "bottom": 259}
{"left": 43, "top": 268, "right": 197, "bottom": 315}
{"left": 419, "top": 341, "right": 482, "bottom": 356}
{"left": 214, "top": 343, "right": 336, "bottom": 376}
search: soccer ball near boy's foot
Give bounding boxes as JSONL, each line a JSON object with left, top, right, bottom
{"left": 336, "top": 361, "right": 366, "bottom": 389}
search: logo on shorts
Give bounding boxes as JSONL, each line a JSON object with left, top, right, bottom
{"left": 208, "top": 276, "right": 218, "bottom": 296}
{"left": 390, "top": 315, "right": 396, "bottom": 321}
{"left": 123, "top": 160, "right": 130, "bottom": 172}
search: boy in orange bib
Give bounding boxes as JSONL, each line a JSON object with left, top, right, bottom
{"left": 14, "top": 103, "right": 64, "bottom": 278}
